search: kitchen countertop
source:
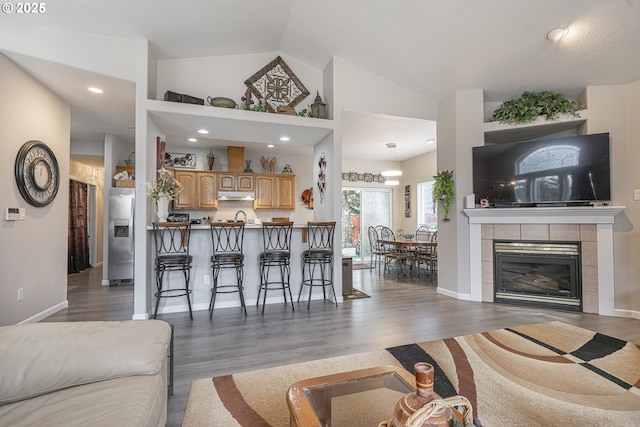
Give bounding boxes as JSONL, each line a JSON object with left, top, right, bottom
{"left": 146, "top": 222, "right": 308, "bottom": 230}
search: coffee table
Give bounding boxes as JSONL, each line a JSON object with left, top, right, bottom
{"left": 286, "top": 365, "right": 416, "bottom": 427}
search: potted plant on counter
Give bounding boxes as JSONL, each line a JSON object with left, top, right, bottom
{"left": 432, "top": 170, "right": 454, "bottom": 222}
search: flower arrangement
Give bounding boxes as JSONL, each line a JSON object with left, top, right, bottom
{"left": 147, "top": 168, "right": 182, "bottom": 200}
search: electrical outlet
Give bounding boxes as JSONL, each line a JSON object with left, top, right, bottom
{"left": 634, "top": 189, "right": 640, "bottom": 201}
{"left": 204, "top": 275, "right": 211, "bottom": 285}
{"left": 17, "top": 288, "right": 23, "bottom": 302}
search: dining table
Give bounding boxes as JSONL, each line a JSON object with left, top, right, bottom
{"left": 376, "top": 236, "right": 436, "bottom": 278}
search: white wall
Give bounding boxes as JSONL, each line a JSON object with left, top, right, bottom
{"left": 584, "top": 82, "right": 640, "bottom": 313}
{"left": 399, "top": 151, "right": 438, "bottom": 233}
{"left": 0, "top": 53, "right": 71, "bottom": 325}
{"left": 436, "top": 90, "right": 484, "bottom": 299}
{"left": 0, "top": 21, "right": 138, "bottom": 82}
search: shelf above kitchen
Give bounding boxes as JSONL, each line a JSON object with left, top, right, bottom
{"left": 146, "top": 99, "right": 334, "bottom": 148}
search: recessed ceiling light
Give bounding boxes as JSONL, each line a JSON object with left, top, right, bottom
{"left": 546, "top": 27, "right": 569, "bottom": 42}
{"left": 188, "top": 138, "right": 197, "bottom": 142}
{"left": 88, "top": 87, "right": 103, "bottom": 94}
{"left": 426, "top": 138, "right": 435, "bottom": 144}
{"left": 267, "top": 144, "right": 275, "bottom": 148}
{"left": 197, "top": 129, "right": 209, "bottom": 134}
{"left": 280, "top": 136, "right": 290, "bottom": 142}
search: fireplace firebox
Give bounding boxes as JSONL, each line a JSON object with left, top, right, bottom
{"left": 494, "top": 240, "right": 581, "bottom": 311}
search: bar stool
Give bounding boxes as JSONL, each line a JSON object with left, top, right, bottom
{"left": 152, "top": 222, "right": 193, "bottom": 320}
{"left": 298, "top": 221, "right": 338, "bottom": 309}
{"left": 258, "top": 221, "right": 295, "bottom": 313}
{"left": 209, "top": 221, "right": 247, "bottom": 318}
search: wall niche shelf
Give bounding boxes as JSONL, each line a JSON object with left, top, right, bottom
{"left": 482, "top": 111, "right": 588, "bottom": 144}
{"left": 146, "top": 99, "right": 334, "bottom": 147}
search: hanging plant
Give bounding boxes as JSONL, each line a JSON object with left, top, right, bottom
{"left": 432, "top": 170, "right": 455, "bottom": 221}
{"left": 491, "top": 91, "right": 583, "bottom": 125}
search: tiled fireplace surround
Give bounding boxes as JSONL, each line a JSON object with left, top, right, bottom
{"left": 464, "top": 206, "right": 625, "bottom": 316}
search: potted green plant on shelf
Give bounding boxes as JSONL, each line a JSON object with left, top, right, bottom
{"left": 432, "top": 170, "right": 455, "bottom": 222}
{"left": 205, "top": 151, "right": 216, "bottom": 170}
{"left": 491, "top": 91, "right": 583, "bottom": 125}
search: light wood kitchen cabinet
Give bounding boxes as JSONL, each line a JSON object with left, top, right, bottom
{"left": 173, "top": 170, "right": 218, "bottom": 210}
{"left": 197, "top": 173, "right": 218, "bottom": 209}
{"left": 218, "top": 173, "right": 255, "bottom": 192}
{"left": 254, "top": 174, "right": 295, "bottom": 210}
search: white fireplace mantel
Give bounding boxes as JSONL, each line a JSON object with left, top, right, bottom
{"left": 464, "top": 206, "right": 625, "bottom": 316}
{"left": 463, "top": 206, "right": 625, "bottom": 224}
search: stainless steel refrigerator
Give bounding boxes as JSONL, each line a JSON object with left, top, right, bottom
{"left": 108, "top": 187, "right": 135, "bottom": 285}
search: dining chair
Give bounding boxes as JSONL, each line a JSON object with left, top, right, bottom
{"left": 367, "top": 226, "right": 385, "bottom": 273}
{"left": 416, "top": 230, "right": 438, "bottom": 282}
{"left": 415, "top": 225, "right": 431, "bottom": 241}
{"left": 415, "top": 225, "right": 432, "bottom": 276}
{"left": 379, "top": 226, "right": 413, "bottom": 277}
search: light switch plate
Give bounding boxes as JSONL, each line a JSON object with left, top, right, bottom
{"left": 634, "top": 189, "right": 640, "bottom": 201}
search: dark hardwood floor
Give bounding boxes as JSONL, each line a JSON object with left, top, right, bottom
{"left": 48, "top": 265, "right": 640, "bottom": 427}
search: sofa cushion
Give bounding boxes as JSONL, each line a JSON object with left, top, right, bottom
{"left": 0, "top": 320, "right": 171, "bottom": 405}
{"left": 0, "top": 374, "right": 167, "bottom": 427}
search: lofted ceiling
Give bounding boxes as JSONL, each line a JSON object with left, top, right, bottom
{"left": 1, "top": 0, "right": 639, "bottom": 163}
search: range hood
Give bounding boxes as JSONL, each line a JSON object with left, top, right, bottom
{"left": 217, "top": 191, "right": 255, "bottom": 201}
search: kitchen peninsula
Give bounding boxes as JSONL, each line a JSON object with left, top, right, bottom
{"left": 148, "top": 221, "right": 314, "bottom": 316}
{"left": 145, "top": 146, "right": 328, "bottom": 315}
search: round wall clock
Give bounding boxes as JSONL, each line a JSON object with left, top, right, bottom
{"left": 14, "top": 140, "right": 60, "bottom": 207}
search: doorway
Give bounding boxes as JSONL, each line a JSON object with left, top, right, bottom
{"left": 68, "top": 180, "right": 91, "bottom": 273}
{"left": 341, "top": 188, "right": 391, "bottom": 263}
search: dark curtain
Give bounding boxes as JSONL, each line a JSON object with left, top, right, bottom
{"left": 68, "top": 180, "right": 90, "bottom": 274}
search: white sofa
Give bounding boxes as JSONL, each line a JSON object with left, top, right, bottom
{"left": 0, "top": 320, "right": 172, "bottom": 427}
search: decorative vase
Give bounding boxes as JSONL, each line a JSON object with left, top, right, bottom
{"left": 156, "top": 196, "right": 170, "bottom": 222}
{"left": 244, "top": 160, "right": 253, "bottom": 172}
{"left": 392, "top": 363, "right": 457, "bottom": 427}
{"left": 206, "top": 156, "right": 215, "bottom": 171}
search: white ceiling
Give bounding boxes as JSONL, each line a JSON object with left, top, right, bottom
{"left": 2, "top": 0, "right": 639, "bottom": 163}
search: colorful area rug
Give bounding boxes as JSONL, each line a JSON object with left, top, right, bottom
{"left": 182, "top": 321, "right": 640, "bottom": 426}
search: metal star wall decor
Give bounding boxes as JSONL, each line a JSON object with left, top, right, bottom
{"left": 244, "top": 56, "right": 310, "bottom": 113}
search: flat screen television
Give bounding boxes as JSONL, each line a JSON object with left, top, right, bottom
{"left": 472, "top": 132, "right": 611, "bottom": 207}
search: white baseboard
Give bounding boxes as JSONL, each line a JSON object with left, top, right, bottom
{"left": 19, "top": 301, "right": 68, "bottom": 324}
{"left": 614, "top": 308, "right": 640, "bottom": 319}
{"left": 437, "top": 287, "right": 471, "bottom": 301}
{"left": 101, "top": 279, "right": 110, "bottom": 286}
